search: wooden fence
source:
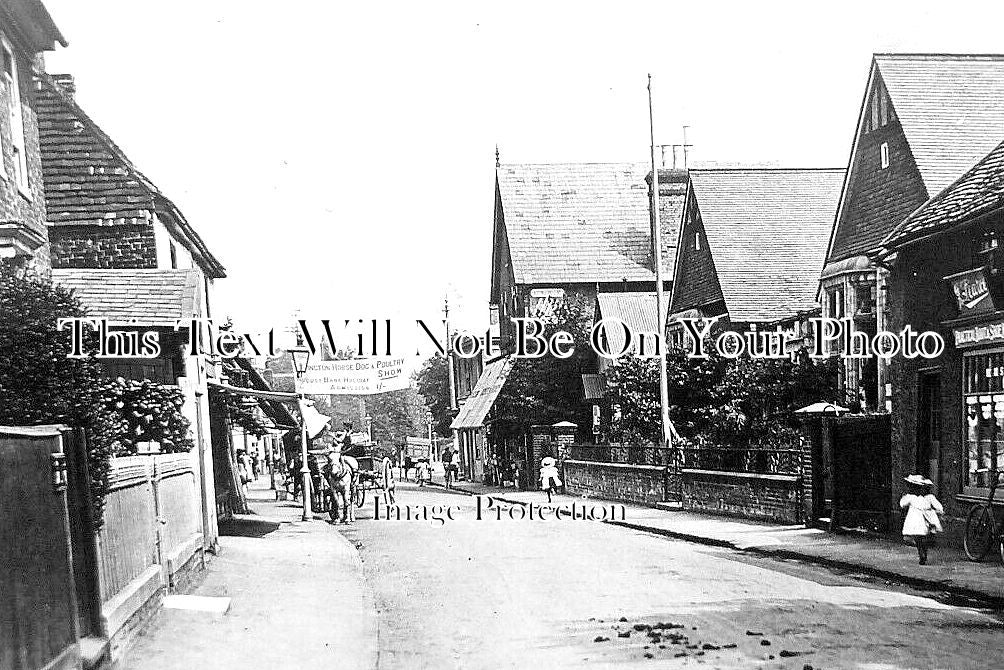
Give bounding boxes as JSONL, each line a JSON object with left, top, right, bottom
{"left": 96, "top": 453, "right": 205, "bottom": 654}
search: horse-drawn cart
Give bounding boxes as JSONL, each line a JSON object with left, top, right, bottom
{"left": 354, "top": 455, "right": 396, "bottom": 507}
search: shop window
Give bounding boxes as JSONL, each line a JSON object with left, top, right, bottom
{"left": 979, "top": 230, "right": 999, "bottom": 255}
{"left": 963, "top": 351, "right": 1004, "bottom": 491}
{"left": 855, "top": 283, "right": 876, "bottom": 315}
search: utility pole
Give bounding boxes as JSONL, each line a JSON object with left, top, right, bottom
{"left": 648, "top": 74, "right": 673, "bottom": 455}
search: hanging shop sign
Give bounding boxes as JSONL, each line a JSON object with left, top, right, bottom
{"left": 946, "top": 267, "right": 995, "bottom": 316}
{"left": 297, "top": 357, "right": 411, "bottom": 395}
{"left": 953, "top": 319, "right": 1004, "bottom": 348}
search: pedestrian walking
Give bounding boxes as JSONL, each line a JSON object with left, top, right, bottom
{"left": 900, "top": 474, "right": 944, "bottom": 565}
{"left": 539, "top": 456, "right": 562, "bottom": 503}
{"left": 416, "top": 458, "right": 431, "bottom": 487}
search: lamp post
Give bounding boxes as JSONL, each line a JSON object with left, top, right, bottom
{"left": 289, "top": 344, "right": 312, "bottom": 521}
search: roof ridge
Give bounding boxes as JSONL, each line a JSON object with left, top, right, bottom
{"left": 874, "top": 52, "right": 1004, "bottom": 61}
{"left": 689, "top": 166, "right": 844, "bottom": 173}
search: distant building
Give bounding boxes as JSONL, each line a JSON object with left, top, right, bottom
{"left": 820, "top": 53, "right": 1004, "bottom": 411}
{"left": 452, "top": 162, "right": 683, "bottom": 483}
{"left": 668, "top": 167, "right": 844, "bottom": 351}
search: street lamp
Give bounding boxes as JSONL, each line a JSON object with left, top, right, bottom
{"left": 289, "top": 344, "right": 312, "bottom": 521}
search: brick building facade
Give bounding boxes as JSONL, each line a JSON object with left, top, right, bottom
{"left": 877, "top": 139, "right": 1004, "bottom": 545}
{"left": 0, "top": 1, "right": 64, "bottom": 271}
{"left": 821, "top": 54, "right": 1004, "bottom": 412}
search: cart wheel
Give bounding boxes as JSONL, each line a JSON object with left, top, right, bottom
{"left": 355, "top": 482, "right": 366, "bottom": 508}
{"left": 327, "top": 490, "right": 338, "bottom": 522}
{"left": 383, "top": 458, "right": 396, "bottom": 505}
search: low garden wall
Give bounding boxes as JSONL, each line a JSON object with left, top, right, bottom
{"left": 563, "top": 460, "right": 672, "bottom": 506}
{"left": 680, "top": 469, "right": 803, "bottom": 524}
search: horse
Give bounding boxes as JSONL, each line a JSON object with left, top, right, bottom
{"left": 323, "top": 450, "right": 358, "bottom": 524}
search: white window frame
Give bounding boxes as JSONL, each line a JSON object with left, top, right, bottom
{"left": 1, "top": 33, "right": 28, "bottom": 196}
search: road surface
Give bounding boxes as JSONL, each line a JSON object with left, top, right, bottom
{"left": 342, "top": 483, "right": 1001, "bottom": 669}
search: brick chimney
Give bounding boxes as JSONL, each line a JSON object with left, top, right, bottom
{"left": 50, "top": 73, "right": 75, "bottom": 100}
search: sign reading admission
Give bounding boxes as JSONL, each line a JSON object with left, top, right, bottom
{"left": 298, "top": 357, "right": 410, "bottom": 395}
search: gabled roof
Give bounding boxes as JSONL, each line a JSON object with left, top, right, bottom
{"left": 52, "top": 268, "right": 200, "bottom": 326}
{"left": 825, "top": 54, "right": 1004, "bottom": 266}
{"left": 496, "top": 163, "right": 682, "bottom": 284}
{"left": 689, "top": 168, "right": 844, "bottom": 323}
{"left": 35, "top": 74, "right": 226, "bottom": 278}
{"left": 1, "top": 0, "right": 67, "bottom": 52}
{"left": 879, "top": 139, "right": 1004, "bottom": 254}
{"left": 876, "top": 54, "right": 1004, "bottom": 197}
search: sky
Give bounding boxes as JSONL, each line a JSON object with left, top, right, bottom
{"left": 41, "top": 0, "right": 1004, "bottom": 347}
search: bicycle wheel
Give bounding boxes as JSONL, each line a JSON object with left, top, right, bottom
{"left": 964, "top": 504, "right": 995, "bottom": 561}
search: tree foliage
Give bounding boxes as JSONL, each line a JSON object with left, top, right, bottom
{"left": 414, "top": 354, "right": 452, "bottom": 436}
{"left": 0, "top": 267, "right": 195, "bottom": 525}
{"left": 606, "top": 345, "right": 837, "bottom": 448}
{"left": 495, "top": 296, "right": 595, "bottom": 433}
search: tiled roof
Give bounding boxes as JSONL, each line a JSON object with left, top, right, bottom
{"left": 595, "top": 292, "right": 667, "bottom": 355}
{"left": 35, "top": 75, "right": 225, "bottom": 278}
{"left": 496, "top": 163, "right": 682, "bottom": 284}
{"left": 451, "top": 356, "right": 514, "bottom": 430}
{"left": 876, "top": 54, "right": 1004, "bottom": 197}
{"left": 689, "top": 168, "right": 844, "bottom": 323}
{"left": 880, "top": 139, "right": 1004, "bottom": 253}
{"left": 52, "top": 268, "right": 199, "bottom": 326}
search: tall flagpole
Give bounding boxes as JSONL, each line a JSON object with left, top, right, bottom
{"left": 648, "top": 74, "right": 672, "bottom": 454}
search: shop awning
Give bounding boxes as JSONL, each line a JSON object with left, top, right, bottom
{"left": 207, "top": 380, "right": 299, "bottom": 404}
{"left": 451, "top": 356, "right": 514, "bottom": 430}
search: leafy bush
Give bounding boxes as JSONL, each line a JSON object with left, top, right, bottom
{"left": 0, "top": 268, "right": 196, "bottom": 526}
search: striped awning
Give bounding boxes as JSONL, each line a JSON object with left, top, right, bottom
{"left": 451, "top": 356, "right": 514, "bottom": 430}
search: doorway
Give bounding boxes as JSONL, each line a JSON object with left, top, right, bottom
{"left": 917, "top": 371, "right": 942, "bottom": 487}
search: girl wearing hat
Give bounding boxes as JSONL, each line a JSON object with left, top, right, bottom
{"left": 900, "top": 475, "right": 944, "bottom": 565}
{"left": 539, "top": 456, "right": 562, "bottom": 503}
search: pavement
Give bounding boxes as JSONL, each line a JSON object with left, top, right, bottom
{"left": 119, "top": 479, "right": 379, "bottom": 670}
{"left": 433, "top": 478, "right": 1004, "bottom": 608}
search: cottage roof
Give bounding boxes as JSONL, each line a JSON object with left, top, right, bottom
{"left": 688, "top": 168, "right": 844, "bottom": 323}
{"left": 875, "top": 54, "right": 1004, "bottom": 198}
{"left": 2, "top": 1, "right": 67, "bottom": 51}
{"left": 35, "top": 74, "right": 226, "bottom": 278}
{"left": 52, "top": 268, "right": 200, "bottom": 326}
{"left": 879, "top": 139, "right": 1004, "bottom": 254}
{"left": 495, "top": 163, "right": 683, "bottom": 284}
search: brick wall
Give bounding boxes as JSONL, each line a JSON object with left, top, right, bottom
{"left": 887, "top": 220, "right": 987, "bottom": 540}
{"left": 0, "top": 51, "right": 50, "bottom": 271}
{"left": 564, "top": 460, "right": 669, "bottom": 506}
{"left": 681, "top": 470, "right": 803, "bottom": 524}
{"left": 49, "top": 223, "right": 158, "bottom": 269}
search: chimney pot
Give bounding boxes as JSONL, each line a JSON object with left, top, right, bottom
{"left": 51, "top": 73, "right": 75, "bottom": 99}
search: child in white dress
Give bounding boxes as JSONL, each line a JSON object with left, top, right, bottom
{"left": 900, "top": 474, "right": 943, "bottom": 565}
{"left": 539, "top": 456, "right": 562, "bottom": 503}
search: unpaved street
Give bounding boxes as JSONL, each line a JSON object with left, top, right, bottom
{"left": 342, "top": 484, "right": 1001, "bottom": 670}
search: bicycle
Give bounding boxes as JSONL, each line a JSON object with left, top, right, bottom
{"left": 963, "top": 468, "right": 1004, "bottom": 562}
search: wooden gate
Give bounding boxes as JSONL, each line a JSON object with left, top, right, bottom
{"left": 828, "top": 415, "right": 892, "bottom": 532}
{"left": 0, "top": 426, "right": 83, "bottom": 670}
